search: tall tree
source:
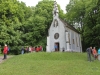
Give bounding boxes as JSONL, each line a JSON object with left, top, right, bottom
{"left": 0, "top": 0, "right": 23, "bottom": 45}
{"left": 66, "top": 0, "right": 100, "bottom": 51}
{"left": 23, "top": 0, "right": 54, "bottom": 48}
{"left": 83, "top": 0, "right": 99, "bottom": 47}
{"left": 0, "top": 0, "right": 66, "bottom": 52}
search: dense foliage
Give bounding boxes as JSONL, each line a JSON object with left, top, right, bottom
{"left": 0, "top": 0, "right": 65, "bottom": 54}
{"left": 66, "top": 0, "right": 100, "bottom": 51}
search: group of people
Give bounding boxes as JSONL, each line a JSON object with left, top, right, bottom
{"left": 1, "top": 44, "right": 43, "bottom": 59}
{"left": 86, "top": 46, "right": 98, "bottom": 62}
{"left": 1, "top": 43, "right": 100, "bottom": 62}
{"left": 21, "top": 46, "right": 43, "bottom": 54}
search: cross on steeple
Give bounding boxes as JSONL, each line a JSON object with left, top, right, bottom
{"left": 53, "top": 1, "right": 59, "bottom": 17}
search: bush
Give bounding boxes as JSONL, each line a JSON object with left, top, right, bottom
{"left": 9, "top": 46, "right": 22, "bottom": 55}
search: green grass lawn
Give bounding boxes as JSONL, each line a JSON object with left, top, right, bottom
{"left": 0, "top": 52, "right": 100, "bottom": 75}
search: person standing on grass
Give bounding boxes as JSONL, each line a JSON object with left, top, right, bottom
{"left": 92, "top": 47, "right": 98, "bottom": 60}
{"left": 54, "top": 44, "right": 58, "bottom": 51}
{"left": 7, "top": 46, "right": 10, "bottom": 54}
{"left": 3, "top": 44, "right": 8, "bottom": 60}
{"left": 21, "top": 46, "right": 25, "bottom": 54}
{"left": 25, "top": 46, "right": 29, "bottom": 53}
{"left": 98, "top": 48, "right": 100, "bottom": 60}
{"left": 86, "top": 46, "right": 93, "bottom": 62}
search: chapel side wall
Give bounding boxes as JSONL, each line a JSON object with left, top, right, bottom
{"left": 74, "top": 32, "right": 80, "bottom": 52}
{"left": 69, "top": 29, "right": 82, "bottom": 52}
{"left": 79, "top": 34, "right": 82, "bottom": 52}
{"left": 74, "top": 33, "right": 82, "bottom": 52}
{"left": 70, "top": 30, "right": 75, "bottom": 51}
{"left": 67, "top": 29, "right": 71, "bottom": 51}
{"left": 74, "top": 33, "right": 79, "bottom": 52}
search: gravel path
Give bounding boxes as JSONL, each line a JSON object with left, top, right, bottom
{"left": 0, "top": 55, "right": 13, "bottom": 63}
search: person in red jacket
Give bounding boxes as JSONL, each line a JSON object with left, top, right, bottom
{"left": 3, "top": 44, "right": 8, "bottom": 60}
{"left": 36, "top": 46, "right": 39, "bottom": 52}
{"left": 92, "top": 47, "right": 98, "bottom": 60}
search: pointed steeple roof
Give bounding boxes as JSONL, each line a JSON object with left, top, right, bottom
{"left": 53, "top": 1, "right": 59, "bottom": 17}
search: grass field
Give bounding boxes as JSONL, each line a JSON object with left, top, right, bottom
{"left": 0, "top": 52, "right": 100, "bottom": 75}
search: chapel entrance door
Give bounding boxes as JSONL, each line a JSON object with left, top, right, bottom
{"left": 54, "top": 42, "right": 60, "bottom": 51}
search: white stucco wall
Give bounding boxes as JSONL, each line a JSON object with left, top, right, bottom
{"left": 64, "top": 27, "right": 82, "bottom": 52}
{"left": 46, "top": 17, "right": 82, "bottom": 52}
{"left": 49, "top": 18, "right": 66, "bottom": 52}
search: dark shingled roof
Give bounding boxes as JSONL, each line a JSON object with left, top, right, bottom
{"left": 59, "top": 18, "right": 80, "bottom": 34}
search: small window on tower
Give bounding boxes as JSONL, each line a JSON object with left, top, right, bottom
{"left": 54, "top": 19, "right": 58, "bottom": 27}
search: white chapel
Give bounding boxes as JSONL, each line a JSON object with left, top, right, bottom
{"left": 46, "top": 1, "right": 82, "bottom": 52}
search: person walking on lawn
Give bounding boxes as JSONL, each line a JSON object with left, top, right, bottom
{"left": 92, "top": 47, "right": 98, "bottom": 60}
{"left": 3, "top": 44, "right": 8, "bottom": 60}
{"left": 86, "top": 46, "right": 93, "bottom": 62}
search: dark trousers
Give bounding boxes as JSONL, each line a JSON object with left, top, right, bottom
{"left": 87, "top": 53, "right": 92, "bottom": 61}
{"left": 4, "top": 54, "right": 7, "bottom": 59}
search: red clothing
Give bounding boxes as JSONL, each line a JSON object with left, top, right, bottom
{"left": 92, "top": 49, "right": 97, "bottom": 55}
{"left": 3, "top": 46, "right": 8, "bottom": 54}
{"left": 31, "top": 47, "right": 34, "bottom": 51}
{"left": 36, "top": 47, "right": 39, "bottom": 52}
{"left": 40, "top": 46, "right": 42, "bottom": 51}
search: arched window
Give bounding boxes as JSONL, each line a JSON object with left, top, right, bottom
{"left": 54, "top": 19, "right": 58, "bottom": 27}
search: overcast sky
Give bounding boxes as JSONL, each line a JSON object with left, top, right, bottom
{"left": 18, "top": 0, "right": 70, "bottom": 13}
